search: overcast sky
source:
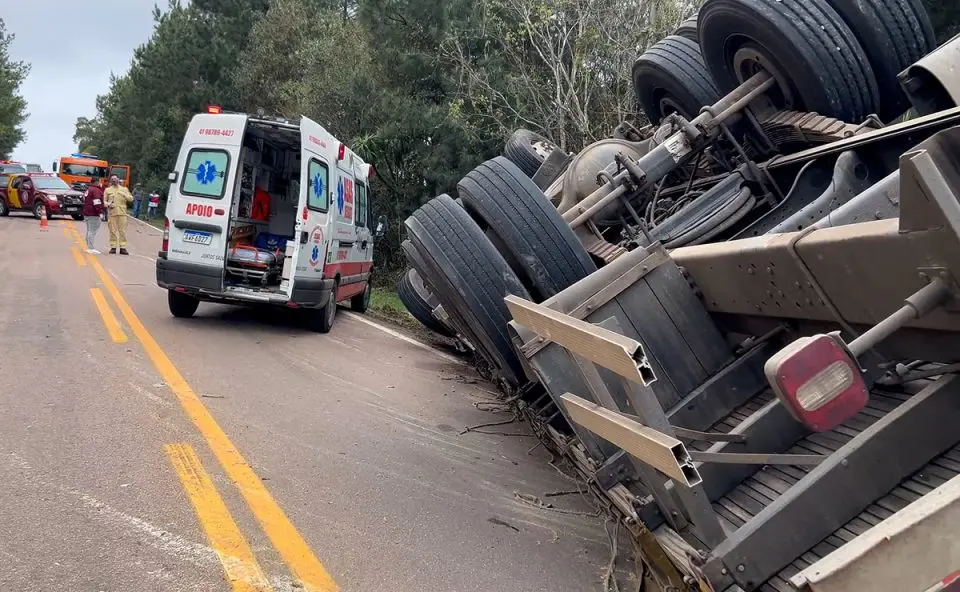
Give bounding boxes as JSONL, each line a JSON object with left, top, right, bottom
{"left": 6, "top": 0, "right": 159, "bottom": 167}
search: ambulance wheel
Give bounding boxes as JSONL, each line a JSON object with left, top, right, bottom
{"left": 71, "top": 214, "right": 84, "bottom": 221}
{"left": 458, "top": 156, "right": 596, "bottom": 302}
{"left": 310, "top": 284, "right": 338, "bottom": 333}
{"left": 351, "top": 282, "right": 371, "bottom": 313}
{"left": 168, "top": 290, "right": 200, "bottom": 318}
{"left": 405, "top": 193, "right": 530, "bottom": 386}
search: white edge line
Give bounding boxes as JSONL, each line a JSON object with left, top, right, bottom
{"left": 129, "top": 216, "right": 163, "bottom": 233}
{"left": 342, "top": 311, "right": 465, "bottom": 365}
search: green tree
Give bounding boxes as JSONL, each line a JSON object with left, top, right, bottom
{"left": 923, "top": 0, "right": 960, "bottom": 42}
{"left": 0, "top": 18, "right": 29, "bottom": 159}
{"left": 75, "top": 0, "right": 269, "bottom": 191}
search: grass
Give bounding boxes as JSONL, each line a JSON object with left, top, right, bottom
{"left": 139, "top": 216, "right": 165, "bottom": 230}
{"left": 368, "top": 288, "right": 418, "bottom": 329}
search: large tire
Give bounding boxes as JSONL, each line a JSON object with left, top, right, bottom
{"left": 698, "top": 0, "right": 880, "bottom": 123}
{"left": 503, "top": 129, "right": 560, "bottom": 178}
{"left": 821, "top": 0, "right": 936, "bottom": 120}
{"left": 396, "top": 267, "right": 454, "bottom": 337}
{"left": 675, "top": 14, "right": 699, "bottom": 41}
{"left": 458, "top": 156, "right": 596, "bottom": 302}
{"left": 632, "top": 35, "right": 722, "bottom": 123}
{"left": 405, "top": 194, "right": 530, "bottom": 386}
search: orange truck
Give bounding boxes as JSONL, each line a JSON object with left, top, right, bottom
{"left": 53, "top": 153, "right": 131, "bottom": 189}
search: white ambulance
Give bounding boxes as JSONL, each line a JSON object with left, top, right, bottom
{"left": 156, "top": 107, "right": 383, "bottom": 333}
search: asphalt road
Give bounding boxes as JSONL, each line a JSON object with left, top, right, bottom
{"left": 0, "top": 213, "right": 616, "bottom": 592}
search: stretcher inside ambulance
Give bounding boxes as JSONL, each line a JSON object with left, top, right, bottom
{"left": 156, "top": 109, "right": 378, "bottom": 333}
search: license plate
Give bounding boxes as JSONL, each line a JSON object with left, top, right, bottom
{"left": 182, "top": 230, "right": 213, "bottom": 245}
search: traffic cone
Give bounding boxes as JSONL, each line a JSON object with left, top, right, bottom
{"left": 39, "top": 206, "right": 49, "bottom": 231}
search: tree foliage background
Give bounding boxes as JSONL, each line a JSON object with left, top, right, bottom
{"left": 0, "top": 18, "right": 30, "bottom": 160}
{"left": 75, "top": 0, "right": 960, "bottom": 274}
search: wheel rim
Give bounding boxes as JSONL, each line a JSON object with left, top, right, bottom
{"left": 530, "top": 139, "right": 554, "bottom": 159}
{"left": 657, "top": 94, "right": 688, "bottom": 120}
{"left": 34, "top": 203, "right": 43, "bottom": 217}
{"left": 731, "top": 41, "right": 795, "bottom": 109}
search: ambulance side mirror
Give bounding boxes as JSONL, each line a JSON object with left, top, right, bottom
{"left": 375, "top": 215, "right": 387, "bottom": 237}
{"left": 168, "top": 171, "right": 178, "bottom": 183}
{"left": 51, "top": 162, "right": 58, "bottom": 172}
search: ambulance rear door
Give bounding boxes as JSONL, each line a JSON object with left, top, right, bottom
{"left": 165, "top": 113, "right": 246, "bottom": 287}
{"left": 290, "top": 117, "right": 336, "bottom": 294}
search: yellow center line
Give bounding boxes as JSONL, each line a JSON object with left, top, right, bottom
{"left": 71, "top": 246, "right": 87, "bottom": 267}
{"left": 84, "top": 252, "right": 338, "bottom": 592}
{"left": 89, "top": 288, "right": 127, "bottom": 343}
{"left": 165, "top": 443, "right": 275, "bottom": 592}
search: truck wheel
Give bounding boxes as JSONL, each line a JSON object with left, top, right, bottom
{"left": 401, "top": 240, "right": 458, "bottom": 336}
{"left": 397, "top": 268, "right": 454, "bottom": 337}
{"left": 632, "top": 35, "right": 721, "bottom": 124}
{"left": 503, "top": 129, "right": 560, "bottom": 178}
{"left": 350, "top": 282, "right": 371, "bottom": 313}
{"left": 71, "top": 214, "right": 84, "bottom": 221}
{"left": 675, "top": 14, "right": 699, "bottom": 41}
{"left": 458, "top": 156, "right": 596, "bottom": 302}
{"left": 698, "top": 0, "right": 879, "bottom": 123}
{"left": 308, "top": 283, "right": 338, "bottom": 333}
{"left": 821, "top": 0, "right": 936, "bottom": 120}
{"left": 405, "top": 194, "right": 530, "bottom": 386}
{"left": 168, "top": 290, "right": 200, "bottom": 318}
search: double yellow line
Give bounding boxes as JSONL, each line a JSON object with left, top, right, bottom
{"left": 66, "top": 222, "right": 338, "bottom": 592}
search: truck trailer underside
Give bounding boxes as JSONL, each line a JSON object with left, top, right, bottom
{"left": 398, "top": 2, "right": 960, "bottom": 589}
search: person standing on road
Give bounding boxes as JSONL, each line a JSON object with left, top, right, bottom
{"left": 104, "top": 175, "right": 134, "bottom": 255}
{"left": 132, "top": 184, "right": 144, "bottom": 219}
{"left": 147, "top": 189, "right": 160, "bottom": 219}
{"left": 82, "top": 177, "right": 105, "bottom": 254}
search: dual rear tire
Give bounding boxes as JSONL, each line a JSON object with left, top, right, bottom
{"left": 633, "top": 0, "right": 935, "bottom": 124}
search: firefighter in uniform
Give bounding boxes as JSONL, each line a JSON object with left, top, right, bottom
{"left": 104, "top": 175, "right": 134, "bottom": 254}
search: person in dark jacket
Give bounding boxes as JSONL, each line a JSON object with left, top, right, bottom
{"left": 83, "top": 177, "right": 105, "bottom": 254}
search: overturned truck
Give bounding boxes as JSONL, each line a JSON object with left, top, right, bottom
{"left": 400, "top": 0, "right": 960, "bottom": 589}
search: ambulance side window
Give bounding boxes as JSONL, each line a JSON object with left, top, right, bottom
{"left": 181, "top": 149, "right": 230, "bottom": 199}
{"left": 355, "top": 182, "right": 367, "bottom": 228}
{"left": 307, "top": 159, "right": 329, "bottom": 212}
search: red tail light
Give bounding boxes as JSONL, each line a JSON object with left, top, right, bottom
{"left": 338, "top": 143, "right": 346, "bottom": 161}
{"left": 765, "top": 334, "right": 868, "bottom": 432}
{"left": 162, "top": 217, "right": 170, "bottom": 252}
